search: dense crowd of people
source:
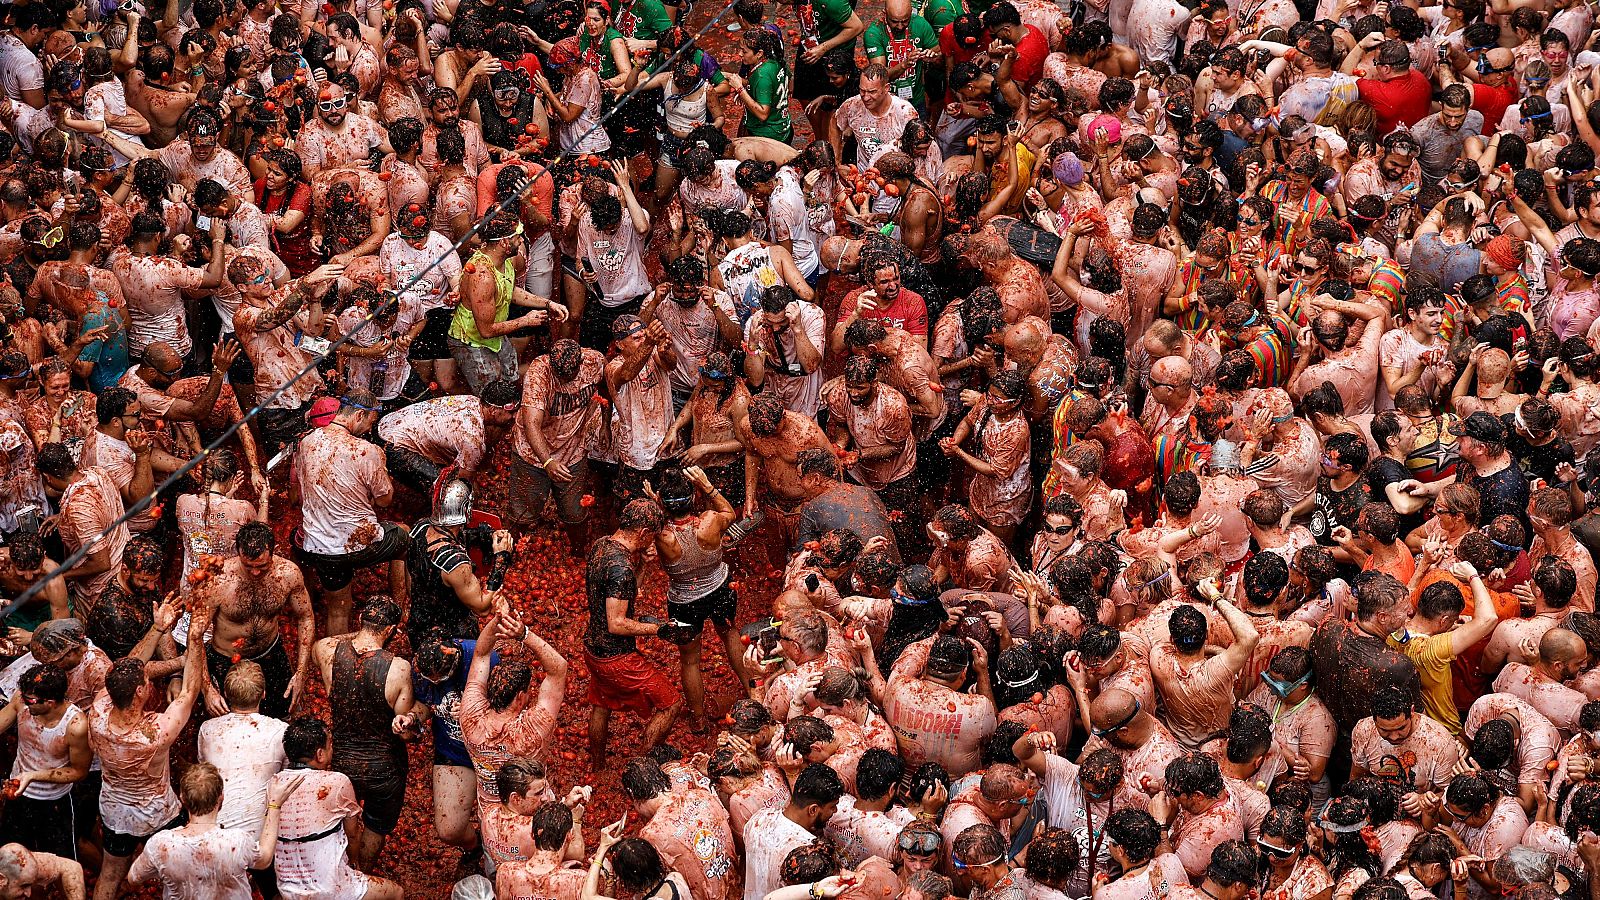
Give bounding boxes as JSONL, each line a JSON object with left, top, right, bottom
{"left": 14, "top": 0, "right": 1600, "bottom": 894}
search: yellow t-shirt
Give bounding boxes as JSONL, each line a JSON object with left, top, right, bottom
{"left": 1389, "top": 629, "right": 1461, "bottom": 737}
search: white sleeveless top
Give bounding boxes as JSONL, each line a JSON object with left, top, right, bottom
{"left": 13, "top": 703, "right": 83, "bottom": 800}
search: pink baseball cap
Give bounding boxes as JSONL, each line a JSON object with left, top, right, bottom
{"left": 306, "top": 397, "right": 341, "bottom": 427}
{"left": 1087, "top": 114, "right": 1122, "bottom": 144}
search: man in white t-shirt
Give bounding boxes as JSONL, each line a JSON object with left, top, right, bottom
{"left": 577, "top": 161, "right": 653, "bottom": 348}
{"left": 197, "top": 662, "right": 289, "bottom": 840}
{"left": 743, "top": 764, "right": 843, "bottom": 900}
{"left": 829, "top": 66, "right": 919, "bottom": 171}
{"left": 0, "top": 5, "right": 48, "bottom": 109}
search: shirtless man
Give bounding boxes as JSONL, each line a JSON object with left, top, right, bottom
{"left": 123, "top": 40, "right": 198, "bottom": 147}
{"left": 1453, "top": 346, "right": 1528, "bottom": 423}
{"left": 0, "top": 843, "right": 85, "bottom": 900}
{"left": 736, "top": 392, "right": 834, "bottom": 537}
{"left": 195, "top": 523, "right": 314, "bottom": 720}
{"left": 1001, "top": 316, "right": 1077, "bottom": 423}
{"left": 1529, "top": 485, "right": 1596, "bottom": 611}
{"left": 1290, "top": 293, "right": 1388, "bottom": 416}
{"left": 87, "top": 608, "right": 208, "bottom": 900}
{"left": 1486, "top": 555, "right": 1573, "bottom": 670}
{"left": 1151, "top": 600, "right": 1260, "bottom": 748}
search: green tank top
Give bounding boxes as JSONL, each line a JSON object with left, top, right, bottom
{"left": 449, "top": 251, "right": 514, "bottom": 352}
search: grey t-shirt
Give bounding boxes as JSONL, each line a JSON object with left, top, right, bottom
{"left": 1409, "top": 109, "right": 1485, "bottom": 181}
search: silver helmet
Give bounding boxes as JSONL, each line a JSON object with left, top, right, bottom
{"left": 1209, "top": 439, "right": 1242, "bottom": 473}
{"left": 434, "top": 479, "right": 473, "bottom": 527}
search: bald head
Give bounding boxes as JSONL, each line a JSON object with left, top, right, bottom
{"left": 980, "top": 764, "right": 1029, "bottom": 802}
{"left": 820, "top": 236, "right": 859, "bottom": 274}
{"left": 886, "top": 0, "right": 911, "bottom": 17}
{"left": 1150, "top": 357, "right": 1193, "bottom": 401}
{"left": 1540, "top": 628, "right": 1587, "bottom": 665}
{"left": 142, "top": 342, "right": 180, "bottom": 375}
{"left": 0, "top": 844, "right": 35, "bottom": 890}
{"left": 1142, "top": 319, "right": 1183, "bottom": 357}
{"left": 1003, "top": 317, "right": 1049, "bottom": 365}
{"left": 1090, "top": 687, "right": 1140, "bottom": 730}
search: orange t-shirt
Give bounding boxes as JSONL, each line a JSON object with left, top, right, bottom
{"left": 1410, "top": 569, "right": 1519, "bottom": 711}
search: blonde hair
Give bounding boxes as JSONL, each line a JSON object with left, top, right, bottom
{"left": 224, "top": 660, "right": 266, "bottom": 709}
{"left": 180, "top": 762, "right": 224, "bottom": 815}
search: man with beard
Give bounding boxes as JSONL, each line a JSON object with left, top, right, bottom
{"left": 738, "top": 392, "right": 835, "bottom": 530}
{"left": 794, "top": 448, "right": 901, "bottom": 561}
{"left": 295, "top": 82, "right": 392, "bottom": 176}
{"left": 511, "top": 339, "right": 607, "bottom": 551}
{"left": 820, "top": 234, "right": 944, "bottom": 315}
{"left": 833, "top": 257, "right": 929, "bottom": 349}
{"left": 96, "top": 107, "right": 250, "bottom": 196}
{"left": 823, "top": 355, "right": 917, "bottom": 515}
{"left": 420, "top": 87, "right": 491, "bottom": 178}
{"left": 193, "top": 523, "right": 314, "bottom": 721}
{"left": 1342, "top": 131, "right": 1423, "bottom": 205}
{"left": 640, "top": 256, "right": 741, "bottom": 411}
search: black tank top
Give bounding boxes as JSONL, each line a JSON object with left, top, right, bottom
{"left": 330, "top": 640, "right": 408, "bottom": 766}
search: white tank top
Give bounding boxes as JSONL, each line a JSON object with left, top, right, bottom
{"left": 664, "top": 82, "right": 710, "bottom": 136}
{"left": 14, "top": 703, "right": 82, "bottom": 800}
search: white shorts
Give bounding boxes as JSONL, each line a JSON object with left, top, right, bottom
{"left": 523, "top": 231, "right": 555, "bottom": 301}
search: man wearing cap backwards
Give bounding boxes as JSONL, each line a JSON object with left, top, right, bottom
{"left": 1341, "top": 131, "right": 1423, "bottom": 206}
{"left": 230, "top": 257, "right": 343, "bottom": 455}
{"left": 1451, "top": 411, "right": 1531, "bottom": 537}
{"left": 454, "top": 210, "right": 566, "bottom": 394}
{"left": 294, "top": 82, "right": 392, "bottom": 177}
{"left": 189, "top": 521, "right": 315, "bottom": 720}
{"left": 292, "top": 389, "right": 410, "bottom": 637}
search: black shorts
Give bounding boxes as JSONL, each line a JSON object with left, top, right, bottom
{"left": 578, "top": 294, "right": 646, "bottom": 352}
{"left": 0, "top": 793, "right": 75, "bottom": 857}
{"left": 206, "top": 636, "right": 294, "bottom": 720}
{"left": 103, "top": 811, "right": 185, "bottom": 858}
{"left": 71, "top": 771, "right": 100, "bottom": 840}
{"left": 331, "top": 752, "right": 408, "bottom": 836}
{"left": 384, "top": 444, "right": 443, "bottom": 496}
{"left": 295, "top": 523, "right": 412, "bottom": 592}
{"left": 408, "top": 306, "right": 455, "bottom": 362}
{"left": 667, "top": 579, "right": 736, "bottom": 638}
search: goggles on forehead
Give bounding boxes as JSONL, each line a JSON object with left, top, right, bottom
{"left": 341, "top": 397, "right": 381, "bottom": 412}
{"left": 1522, "top": 110, "right": 1554, "bottom": 123}
{"left": 1262, "top": 670, "right": 1311, "bottom": 698}
{"left": 899, "top": 830, "right": 942, "bottom": 854}
{"left": 953, "top": 852, "right": 1006, "bottom": 871}
{"left": 1476, "top": 55, "right": 1513, "bottom": 74}
{"left": 1092, "top": 699, "right": 1141, "bottom": 737}
{"left": 698, "top": 365, "right": 729, "bottom": 380}
{"left": 890, "top": 586, "right": 933, "bottom": 606}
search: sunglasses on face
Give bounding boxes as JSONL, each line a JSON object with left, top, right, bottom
{"left": 1258, "top": 840, "right": 1297, "bottom": 858}
{"left": 1239, "top": 216, "right": 1263, "bottom": 226}
{"left": 1042, "top": 521, "right": 1076, "bottom": 535}
{"left": 318, "top": 98, "right": 347, "bottom": 112}
{"left": 1297, "top": 263, "right": 1320, "bottom": 275}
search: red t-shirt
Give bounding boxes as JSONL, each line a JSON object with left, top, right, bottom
{"left": 506, "top": 52, "right": 543, "bottom": 83}
{"left": 1357, "top": 68, "right": 1432, "bottom": 135}
{"left": 1472, "top": 80, "right": 1520, "bottom": 131}
{"left": 1012, "top": 24, "right": 1049, "bottom": 86}
{"left": 938, "top": 22, "right": 987, "bottom": 67}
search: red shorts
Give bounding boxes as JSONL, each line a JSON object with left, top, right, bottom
{"left": 584, "top": 648, "right": 679, "bottom": 713}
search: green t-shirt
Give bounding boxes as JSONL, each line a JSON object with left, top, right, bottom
{"left": 913, "top": 0, "right": 962, "bottom": 28}
{"left": 863, "top": 16, "right": 940, "bottom": 106}
{"left": 578, "top": 26, "right": 626, "bottom": 80}
{"left": 619, "top": 0, "right": 672, "bottom": 42}
{"left": 921, "top": 0, "right": 953, "bottom": 27}
{"left": 744, "top": 59, "right": 793, "bottom": 142}
{"left": 802, "top": 0, "right": 857, "bottom": 44}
